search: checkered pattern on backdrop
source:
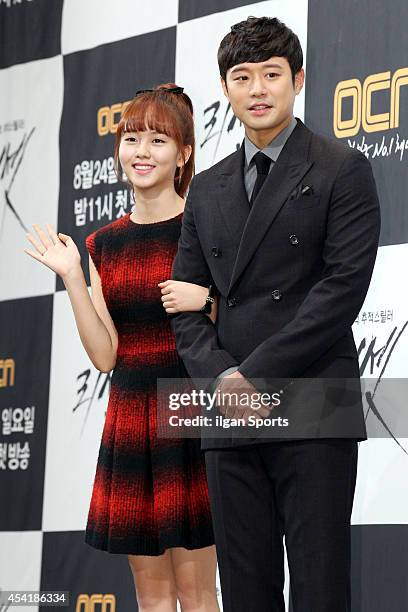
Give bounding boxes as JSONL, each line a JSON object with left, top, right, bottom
{"left": 1, "top": 1, "right": 407, "bottom": 610}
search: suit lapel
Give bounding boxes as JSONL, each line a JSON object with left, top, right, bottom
{"left": 214, "top": 144, "right": 250, "bottom": 251}
{"left": 223, "top": 119, "right": 313, "bottom": 294}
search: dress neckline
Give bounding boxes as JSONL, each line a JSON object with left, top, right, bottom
{"left": 127, "top": 211, "right": 184, "bottom": 227}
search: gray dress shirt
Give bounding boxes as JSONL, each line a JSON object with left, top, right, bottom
{"left": 244, "top": 115, "right": 297, "bottom": 201}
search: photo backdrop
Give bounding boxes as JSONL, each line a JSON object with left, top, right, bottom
{"left": 1, "top": 1, "right": 407, "bottom": 610}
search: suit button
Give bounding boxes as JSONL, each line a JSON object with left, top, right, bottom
{"left": 271, "top": 289, "right": 282, "bottom": 301}
{"left": 227, "top": 297, "right": 237, "bottom": 307}
{"left": 289, "top": 234, "right": 299, "bottom": 245}
{"left": 211, "top": 247, "right": 221, "bottom": 257}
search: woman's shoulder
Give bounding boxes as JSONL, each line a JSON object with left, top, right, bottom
{"left": 86, "top": 213, "right": 129, "bottom": 250}
{"left": 85, "top": 213, "right": 130, "bottom": 270}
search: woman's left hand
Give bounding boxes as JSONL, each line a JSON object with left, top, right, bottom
{"left": 158, "top": 280, "right": 209, "bottom": 314}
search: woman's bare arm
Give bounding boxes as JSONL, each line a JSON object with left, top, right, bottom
{"left": 158, "top": 279, "right": 218, "bottom": 323}
{"left": 64, "top": 254, "right": 118, "bottom": 372}
{"left": 24, "top": 224, "right": 117, "bottom": 372}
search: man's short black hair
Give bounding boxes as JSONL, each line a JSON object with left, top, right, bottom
{"left": 218, "top": 16, "right": 303, "bottom": 85}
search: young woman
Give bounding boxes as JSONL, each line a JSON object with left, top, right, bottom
{"left": 23, "top": 84, "right": 219, "bottom": 612}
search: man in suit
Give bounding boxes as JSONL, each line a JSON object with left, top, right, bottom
{"left": 170, "top": 16, "right": 381, "bottom": 612}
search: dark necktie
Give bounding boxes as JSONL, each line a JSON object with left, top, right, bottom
{"left": 250, "top": 151, "right": 272, "bottom": 206}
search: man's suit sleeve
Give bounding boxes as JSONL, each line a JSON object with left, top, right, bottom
{"left": 171, "top": 177, "right": 239, "bottom": 380}
{"left": 238, "top": 150, "right": 381, "bottom": 381}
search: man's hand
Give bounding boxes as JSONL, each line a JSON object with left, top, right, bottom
{"left": 215, "top": 371, "right": 272, "bottom": 423}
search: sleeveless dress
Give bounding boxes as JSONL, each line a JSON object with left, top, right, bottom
{"left": 84, "top": 211, "right": 214, "bottom": 555}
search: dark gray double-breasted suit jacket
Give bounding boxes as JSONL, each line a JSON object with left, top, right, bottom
{"left": 171, "top": 118, "right": 381, "bottom": 450}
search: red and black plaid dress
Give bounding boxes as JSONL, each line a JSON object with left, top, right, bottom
{"left": 84, "top": 211, "right": 214, "bottom": 555}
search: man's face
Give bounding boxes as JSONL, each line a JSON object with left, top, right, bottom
{"left": 221, "top": 56, "right": 304, "bottom": 136}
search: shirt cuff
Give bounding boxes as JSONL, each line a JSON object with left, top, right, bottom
{"left": 207, "top": 366, "right": 240, "bottom": 394}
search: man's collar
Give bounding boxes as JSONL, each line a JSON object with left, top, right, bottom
{"left": 244, "top": 115, "right": 298, "bottom": 167}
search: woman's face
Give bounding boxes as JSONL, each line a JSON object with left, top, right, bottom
{"left": 119, "top": 128, "right": 185, "bottom": 193}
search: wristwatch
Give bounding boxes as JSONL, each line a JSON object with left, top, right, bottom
{"left": 200, "top": 284, "right": 216, "bottom": 314}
